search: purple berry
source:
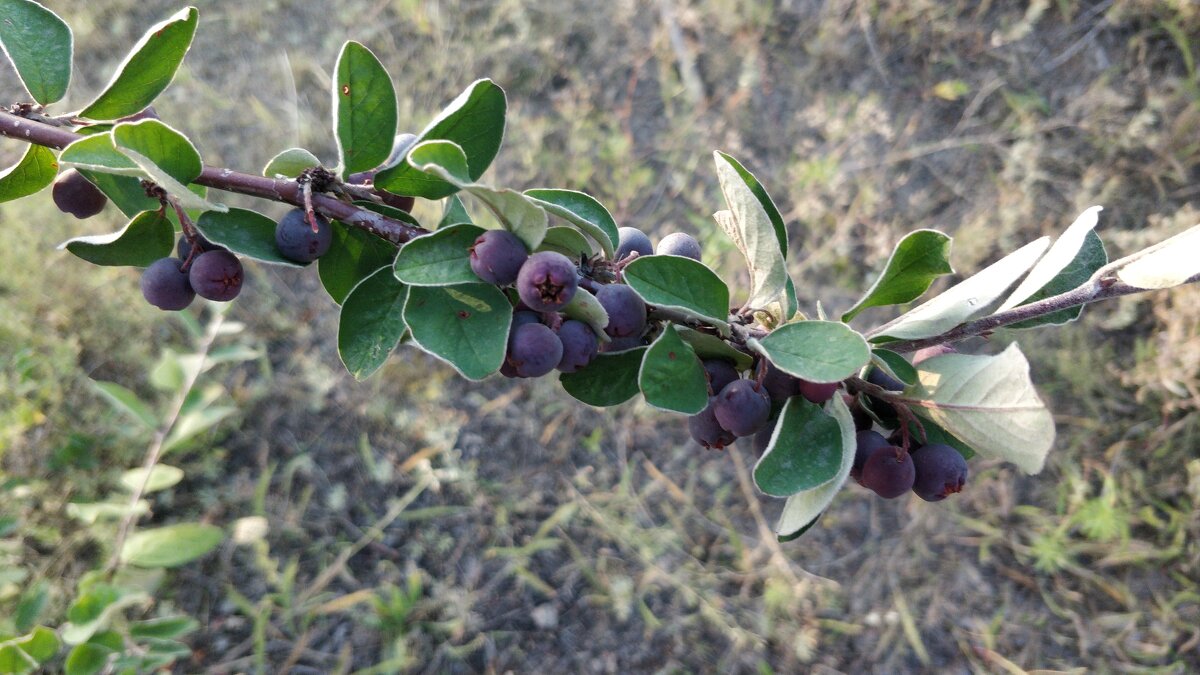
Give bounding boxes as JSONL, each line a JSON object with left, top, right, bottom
{"left": 703, "top": 359, "right": 740, "bottom": 396}
{"left": 846, "top": 395, "right": 873, "bottom": 432}
{"left": 275, "top": 208, "right": 333, "bottom": 263}
{"left": 615, "top": 226, "right": 653, "bottom": 260}
{"left": 752, "top": 424, "right": 775, "bottom": 454}
{"left": 600, "top": 335, "right": 644, "bottom": 353}
{"left": 52, "top": 169, "right": 107, "bottom": 219}
{"left": 595, "top": 284, "right": 646, "bottom": 338}
{"left": 852, "top": 430, "right": 890, "bottom": 484}
{"left": 798, "top": 380, "right": 840, "bottom": 404}
{"left": 910, "top": 443, "right": 968, "bottom": 501}
{"left": 655, "top": 232, "right": 702, "bottom": 261}
{"left": 177, "top": 234, "right": 223, "bottom": 260}
{"left": 470, "top": 230, "right": 529, "bottom": 285}
{"left": 713, "top": 379, "right": 770, "bottom": 437}
{"left": 506, "top": 322, "right": 563, "bottom": 378}
{"left": 556, "top": 320, "right": 599, "bottom": 373}
{"left": 140, "top": 258, "right": 195, "bottom": 311}
{"left": 867, "top": 366, "right": 906, "bottom": 392}
{"left": 762, "top": 362, "right": 800, "bottom": 401}
{"left": 512, "top": 310, "right": 542, "bottom": 329}
{"left": 516, "top": 251, "right": 578, "bottom": 312}
{"left": 188, "top": 250, "right": 244, "bottom": 302}
{"left": 860, "top": 445, "right": 915, "bottom": 499}
{"left": 688, "top": 401, "right": 737, "bottom": 450}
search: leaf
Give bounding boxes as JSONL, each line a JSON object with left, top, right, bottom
{"left": 78, "top": 7, "right": 199, "bottom": 120}
{"left": 0, "top": 645, "right": 36, "bottom": 674}
{"left": 112, "top": 143, "right": 220, "bottom": 213}
{"left": 404, "top": 283, "right": 511, "bottom": 380}
{"left": 439, "top": 194, "right": 471, "bottom": 228}
{"left": 0, "top": 0, "right": 72, "bottom": 104}
{"left": 871, "top": 349, "right": 917, "bottom": 386}
{"left": 898, "top": 344, "right": 1054, "bottom": 474}
{"left": 841, "top": 230, "right": 954, "bottom": 321}
{"left": 14, "top": 627, "right": 59, "bottom": 664}
{"left": 753, "top": 320, "right": 870, "bottom": 384}
{"left": 560, "top": 347, "right": 647, "bottom": 407}
{"left": 774, "top": 394, "right": 856, "bottom": 538}
{"left": 119, "top": 465, "right": 184, "bottom": 494}
{"left": 524, "top": 188, "right": 619, "bottom": 258}
{"left": 537, "top": 226, "right": 594, "bottom": 259}
{"left": 112, "top": 119, "right": 202, "bottom": 185}
{"left": 1116, "top": 223, "right": 1200, "bottom": 290}
{"left": 637, "top": 325, "right": 708, "bottom": 414}
{"left": 13, "top": 582, "right": 48, "bottom": 633}
{"left": 713, "top": 152, "right": 787, "bottom": 256}
{"left": 64, "top": 643, "right": 111, "bottom": 675}
{"left": 59, "top": 133, "right": 143, "bottom": 176}
{"left": 1008, "top": 230, "right": 1107, "bottom": 329}
{"left": 194, "top": 208, "right": 305, "bottom": 267}
{"left": 676, "top": 327, "right": 754, "bottom": 371}
{"left": 62, "top": 585, "right": 149, "bottom": 645}
{"left": 338, "top": 267, "right": 409, "bottom": 380}
{"left": 120, "top": 523, "right": 223, "bottom": 568}
{"left": 76, "top": 170, "right": 158, "bottom": 216}
{"left": 998, "top": 206, "right": 1102, "bottom": 312}
{"left": 318, "top": 221, "right": 397, "bottom": 304}
{"left": 90, "top": 380, "right": 157, "bottom": 428}
{"left": 713, "top": 151, "right": 789, "bottom": 314}
{"left": 874, "top": 237, "right": 1051, "bottom": 342}
{"left": 408, "top": 140, "right": 547, "bottom": 250}
{"left": 0, "top": 145, "right": 57, "bottom": 202}
{"left": 622, "top": 255, "right": 730, "bottom": 329}
{"left": 333, "top": 41, "right": 397, "bottom": 177}
{"left": 162, "top": 405, "right": 236, "bottom": 453}
{"left": 900, "top": 416, "right": 975, "bottom": 460}
{"left": 129, "top": 616, "right": 199, "bottom": 641}
{"left": 754, "top": 397, "right": 846, "bottom": 497}
{"left": 374, "top": 78, "right": 506, "bottom": 199}
{"left": 262, "top": 147, "right": 321, "bottom": 178}
{"left": 392, "top": 223, "right": 485, "bottom": 286}
{"left": 560, "top": 285, "right": 609, "bottom": 338}
{"left": 60, "top": 209, "right": 173, "bottom": 267}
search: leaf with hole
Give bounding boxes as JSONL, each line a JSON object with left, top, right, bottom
{"left": 333, "top": 41, "right": 397, "bottom": 177}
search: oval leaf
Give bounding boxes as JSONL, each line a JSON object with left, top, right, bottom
{"left": 120, "top": 522, "right": 223, "bottom": 568}
{"left": 79, "top": 7, "right": 199, "bottom": 121}
{"left": 91, "top": 380, "right": 157, "bottom": 428}
{"left": 842, "top": 229, "right": 954, "bottom": 321}
{"left": 119, "top": 465, "right": 184, "bottom": 494}
{"left": 537, "top": 225, "right": 594, "bottom": 260}
{"left": 318, "top": 221, "right": 397, "bottom": 304}
{"left": 338, "top": 267, "right": 409, "bottom": 380}
{"left": 393, "top": 222, "right": 485, "bottom": 286}
{"left": 1116, "top": 223, "right": 1200, "bottom": 290}
{"left": 714, "top": 151, "right": 787, "bottom": 256}
{"left": 0, "top": 0, "right": 72, "bottom": 104}
{"left": 560, "top": 285, "right": 610, "bottom": 338}
{"left": 195, "top": 208, "right": 305, "bottom": 267}
{"left": 998, "top": 206, "right": 1101, "bottom": 312}
{"left": 754, "top": 320, "right": 870, "bottom": 384}
{"left": 871, "top": 348, "right": 917, "bottom": 386}
{"left": 404, "top": 283, "right": 511, "bottom": 380}
{"left": 333, "top": 41, "right": 397, "bottom": 177}
{"left": 60, "top": 133, "right": 142, "bottom": 176}
{"left": 112, "top": 119, "right": 202, "bottom": 185}
{"left": 524, "top": 188, "right": 618, "bottom": 258}
{"left": 754, "top": 397, "right": 844, "bottom": 497}
{"left": 713, "top": 151, "right": 789, "bottom": 314}
{"left": 262, "top": 147, "right": 321, "bottom": 178}
{"left": 0, "top": 144, "right": 58, "bottom": 202}
{"left": 1008, "top": 230, "right": 1107, "bottom": 329}
{"left": 60, "top": 209, "right": 173, "bottom": 267}
{"left": 560, "top": 347, "right": 647, "bottom": 407}
{"left": 637, "top": 324, "right": 708, "bottom": 414}
{"left": 676, "top": 327, "right": 754, "bottom": 371}
{"left": 622, "top": 255, "right": 730, "bottom": 329}
{"left": 774, "top": 394, "right": 856, "bottom": 538}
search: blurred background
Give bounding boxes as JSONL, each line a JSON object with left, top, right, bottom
{"left": 2, "top": 0, "right": 1199, "bottom": 672}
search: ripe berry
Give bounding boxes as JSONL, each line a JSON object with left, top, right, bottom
{"left": 615, "top": 226, "right": 653, "bottom": 260}
{"left": 595, "top": 284, "right": 646, "bottom": 338}
{"left": 910, "top": 443, "right": 968, "bottom": 502}
{"left": 655, "top": 232, "right": 702, "bottom": 261}
{"left": 713, "top": 379, "right": 770, "bottom": 437}
{"left": 798, "top": 380, "right": 839, "bottom": 404}
{"left": 506, "top": 322, "right": 563, "bottom": 378}
{"left": 852, "top": 430, "right": 891, "bottom": 484}
{"left": 600, "top": 335, "right": 643, "bottom": 353}
{"left": 188, "top": 250, "right": 244, "bottom": 302}
{"left": 52, "top": 169, "right": 107, "bottom": 219}
{"left": 866, "top": 366, "right": 906, "bottom": 392}
{"left": 860, "top": 445, "right": 915, "bottom": 499}
{"left": 470, "top": 230, "right": 528, "bottom": 285}
{"left": 846, "top": 395, "right": 873, "bottom": 431}
{"left": 275, "top": 208, "right": 333, "bottom": 263}
{"left": 702, "top": 359, "right": 740, "bottom": 396}
{"left": 688, "top": 401, "right": 737, "bottom": 450}
{"left": 556, "top": 320, "right": 599, "bottom": 373}
{"left": 516, "top": 251, "right": 578, "bottom": 312}
{"left": 512, "top": 310, "right": 542, "bottom": 330}
{"left": 762, "top": 362, "right": 800, "bottom": 401}
{"left": 752, "top": 424, "right": 775, "bottom": 454}
{"left": 177, "top": 234, "right": 223, "bottom": 260}
{"left": 141, "top": 258, "right": 195, "bottom": 311}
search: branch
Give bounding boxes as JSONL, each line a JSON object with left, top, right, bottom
{"left": 0, "top": 110, "right": 428, "bottom": 245}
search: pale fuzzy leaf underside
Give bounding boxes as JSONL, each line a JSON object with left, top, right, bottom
{"left": 713, "top": 151, "right": 790, "bottom": 318}
{"left": 997, "top": 206, "right": 1102, "bottom": 312}
{"left": 1116, "top": 224, "right": 1200, "bottom": 290}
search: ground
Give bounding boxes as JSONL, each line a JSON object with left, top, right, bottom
{"left": 1, "top": 0, "right": 1199, "bottom": 672}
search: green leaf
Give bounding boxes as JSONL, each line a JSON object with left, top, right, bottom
{"left": 78, "top": 7, "right": 199, "bottom": 120}
{"left": 873, "top": 237, "right": 1051, "bottom": 342}
{"left": 841, "top": 229, "right": 954, "bottom": 321}
{"left": 392, "top": 223, "right": 485, "bottom": 286}
{"left": 0, "top": 0, "right": 72, "bottom": 104}
{"left": 898, "top": 344, "right": 1054, "bottom": 473}
{"left": 62, "top": 585, "right": 148, "bottom": 645}
{"left": 333, "top": 41, "right": 397, "bottom": 177}
{"left": 338, "top": 267, "right": 409, "bottom": 380}
{"left": 998, "top": 206, "right": 1101, "bottom": 312}
{"left": 14, "top": 627, "right": 58, "bottom": 663}
{"left": 408, "top": 140, "right": 547, "bottom": 250}
{"left": 404, "top": 283, "right": 511, "bottom": 380}
{"left": 112, "top": 119, "right": 202, "bottom": 185}
{"left": 374, "top": 78, "right": 506, "bottom": 199}
{"left": 262, "top": 147, "right": 321, "bottom": 178}
{"left": 675, "top": 327, "right": 754, "bottom": 371}
{"left": 13, "top": 582, "right": 48, "bottom": 633}
{"left": 318, "top": 221, "right": 397, "bottom": 304}
{"left": 119, "top": 465, "right": 184, "bottom": 494}
{"left": 1008, "top": 230, "right": 1107, "bottom": 329}
{"left": 637, "top": 325, "right": 708, "bottom": 414}
{"left": 439, "top": 194, "right": 471, "bottom": 228}
{"left": 871, "top": 349, "right": 917, "bottom": 386}
{"left": 537, "top": 226, "right": 594, "bottom": 259}
{"left": 0, "top": 145, "right": 58, "bottom": 202}
{"left": 162, "top": 405, "right": 235, "bottom": 453}
{"left": 622, "top": 255, "right": 730, "bottom": 329}
{"left": 0, "top": 645, "right": 37, "bottom": 674}
{"left": 524, "top": 189, "right": 619, "bottom": 258}
{"left": 90, "top": 380, "right": 157, "bottom": 428}
{"left": 753, "top": 321, "right": 870, "bottom": 384}
{"left": 120, "top": 523, "right": 223, "bottom": 568}
{"left": 713, "top": 151, "right": 790, "bottom": 316}
{"left": 754, "top": 397, "right": 847, "bottom": 497}
{"left": 1116, "top": 223, "right": 1200, "bottom": 290}
{"left": 59, "top": 133, "right": 142, "bottom": 176}
{"left": 560, "top": 348, "right": 647, "bottom": 407}
{"left": 194, "top": 208, "right": 305, "bottom": 267}
{"left": 60, "top": 209, "right": 173, "bottom": 267}
{"left": 713, "top": 152, "right": 787, "bottom": 256}
{"left": 64, "top": 643, "right": 111, "bottom": 675}
{"left": 77, "top": 170, "right": 158, "bottom": 216}
{"left": 774, "top": 394, "right": 856, "bottom": 538}
{"left": 560, "top": 285, "right": 610, "bottom": 339}
{"left": 129, "top": 616, "right": 198, "bottom": 640}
